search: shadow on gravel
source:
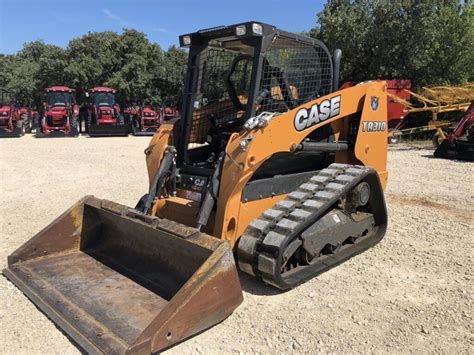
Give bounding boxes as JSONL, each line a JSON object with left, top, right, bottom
{"left": 421, "top": 154, "right": 472, "bottom": 163}
{"left": 238, "top": 271, "right": 288, "bottom": 296}
{"left": 389, "top": 145, "right": 433, "bottom": 151}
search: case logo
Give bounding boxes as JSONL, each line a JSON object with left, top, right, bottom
{"left": 371, "top": 96, "right": 379, "bottom": 111}
{"left": 294, "top": 95, "right": 341, "bottom": 131}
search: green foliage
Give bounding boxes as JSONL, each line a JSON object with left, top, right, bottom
{"left": 311, "top": 0, "right": 474, "bottom": 87}
{"left": 162, "top": 46, "right": 188, "bottom": 107}
{"left": 1, "top": 30, "right": 188, "bottom": 108}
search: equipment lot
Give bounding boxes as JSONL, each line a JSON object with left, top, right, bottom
{"left": 0, "top": 136, "right": 472, "bottom": 354}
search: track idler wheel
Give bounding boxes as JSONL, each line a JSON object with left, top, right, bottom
{"left": 238, "top": 164, "right": 388, "bottom": 290}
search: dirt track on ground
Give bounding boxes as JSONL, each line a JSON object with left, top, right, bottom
{"left": 0, "top": 137, "right": 472, "bottom": 354}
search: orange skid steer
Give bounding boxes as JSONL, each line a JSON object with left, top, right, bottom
{"left": 4, "top": 22, "right": 389, "bottom": 354}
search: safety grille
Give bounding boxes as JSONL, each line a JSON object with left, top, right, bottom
{"left": 189, "top": 47, "right": 252, "bottom": 144}
{"left": 257, "top": 36, "right": 333, "bottom": 114}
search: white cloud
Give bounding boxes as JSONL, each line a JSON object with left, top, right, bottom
{"left": 101, "top": 8, "right": 169, "bottom": 34}
{"left": 52, "top": 13, "right": 71, "bottom": 23}
{"left": 102, "top": 8, "right": 121, "bottom": 21}
{"left": 151, "top": 27, "right": 168, "bottom": 33}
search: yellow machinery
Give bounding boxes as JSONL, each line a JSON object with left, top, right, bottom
{"left": 387, "top": 83, "right": 474, "bottom": 145}
{"left": 4, "top": 22, "right": 389, "bottom": 353}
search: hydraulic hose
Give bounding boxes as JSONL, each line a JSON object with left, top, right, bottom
{"left": 142, "top": 146, "right": 175, "bottom": 215}
{"left": 196, "top": 152, "right": 225, "bottom": 231}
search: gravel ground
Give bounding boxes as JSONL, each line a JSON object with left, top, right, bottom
{"left": 0, "top": 136, "right": 472, "bottom": 354}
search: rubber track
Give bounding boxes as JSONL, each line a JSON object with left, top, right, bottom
{"left": 237, "top": 163, "right": 376, "bottom": 289}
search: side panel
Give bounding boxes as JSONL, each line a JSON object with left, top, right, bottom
{"left": 213, "top": 82, "right": 388, "bottom": 247}
{"left": 354, "top": 84, "right": 389, "bottom": 188}
{"left": 145, "top": 124, "right": 174, "bottom": 186}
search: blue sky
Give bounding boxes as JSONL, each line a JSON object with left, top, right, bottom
{"left": 0, "top": 0, "right": 325, "bottom": 54}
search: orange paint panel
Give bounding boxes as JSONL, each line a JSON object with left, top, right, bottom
{"left": 151, "top": 82, "right": 388, "bottom": 248}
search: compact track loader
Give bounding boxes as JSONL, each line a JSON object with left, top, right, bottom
{"left": 4, "top": 22, "right": 389, "bottom": 354}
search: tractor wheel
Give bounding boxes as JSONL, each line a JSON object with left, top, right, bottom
{"left": 25, "top": 112, "right": 32, "bottom": 133}
{"left": 16, "top": 121, "right": 26, "bottom": 136}
{"left": 36, "top": 119, "right": 45, "bottom": 138}
{"left": 77, "top": 115, "right": 82, "bottom": 134}
{"left": 432, "top": 131, "right": 447, "bottom": 148}
{"left": 388, "top": 129, "right": 401, "bottom": 144}
{"left": 86, "top": 115, "right": 92, "bottom": 133}
{"left": 124, "top": 114, "right": 131, "bottom": 125}
{"left": 132, "top": 118, "right": 140, "bottom": 135}
{"left": 69, "top": 116, "right": 79, "bottom": 137}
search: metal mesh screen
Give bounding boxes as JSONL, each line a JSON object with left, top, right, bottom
{"left": 188, "top": 48, "right": 253, "bottom": 144}
{"left": 257, "top": 36, "right": 333, "bottom": 113}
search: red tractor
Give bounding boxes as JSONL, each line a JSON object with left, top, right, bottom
{"left": 131, "top": 106, "right": 161, "bottom": 136}
{"left": 162, "top": 106, "right": 179, "bottom": 122}
{"left": 36, "top": 86, "right": 79, "bottom": 137}
{"left": 85, "top": 87, "right": 128, "bottom": 136}
{"left": 0, "top": 90, "right": 32, "bottom": 137}
{"left": 123, "top": 104, "right": 140, "bottom": 124}
{"left": 434, "top": 101, "right": 474, "bottom": 161}
{"left": 18, "top": 107, "right": 37, "bottom": 130}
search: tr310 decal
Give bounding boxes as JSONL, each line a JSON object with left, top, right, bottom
{"left": 362, "top": 121, "right": 386, "bottom": 132}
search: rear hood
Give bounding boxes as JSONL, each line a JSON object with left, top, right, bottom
{"left": 143, "top": 109, "right": 158, "bottom": 118}
{"left": 50, "top": 106, "right": 67, "bottom": 112}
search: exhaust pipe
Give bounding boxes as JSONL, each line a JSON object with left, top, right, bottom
{"left": 333, "top": 49, "right": 342, "bottom": 91}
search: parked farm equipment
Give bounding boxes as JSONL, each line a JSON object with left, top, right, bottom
{"left": 434, "top": 101, "right": 474, "bottom": 161}
{"left": 36, "top": 86, "right": 79, "bottom": 137}
{"left": 18, "top": 106, "right": 38, "bottom": 131}
{"left": 0, "top": 90, "right": 31, "bottom": 137}
{"left": 85, "top": 87, "right": 128, "bottom": 137}
{"left": 131, "top": 106, "right": 161, "bottom": 136}
{"left": 387, "top": 84, "right": 474, "bottom": 144}
{"left": 123, "top": 104, "right": 140, "bottom": 124}
{"left": 162, "top": 106, "right": 178, "bottom": 122}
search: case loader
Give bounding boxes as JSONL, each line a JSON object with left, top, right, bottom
{"left": 4, "top": 22, "right": 389, "bottom": 354}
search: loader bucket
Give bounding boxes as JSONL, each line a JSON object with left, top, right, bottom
{"left": 3, "top": 196, "right": 243, "bottom": 354}
{"left": 87, "top": 124, "right": 130, "bottom": 137}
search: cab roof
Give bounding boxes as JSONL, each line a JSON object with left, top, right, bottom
{"left": 46, "top": 86, "right": 74, "bottom": 92}
{"left": 179, "top": 21, "right": 322, "bottom": 49}
{"left": 90, "top": 87, "right": 116, "bottom": 93}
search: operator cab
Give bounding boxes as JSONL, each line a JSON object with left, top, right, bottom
{"left": 46, "top": 92, "right": 73, "bottom": 107}
{"left": 92, "top": 92, "right": 115, "bottom": 108}
{"left": 177, "top": 22, "right": 338, "bottom": 172}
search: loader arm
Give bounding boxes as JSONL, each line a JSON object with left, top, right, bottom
{"left": 146, "top": 81, "right": 388, "bottom": 247}
{"left": 214, "top": 81, "right": 388, "bottom": 245}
